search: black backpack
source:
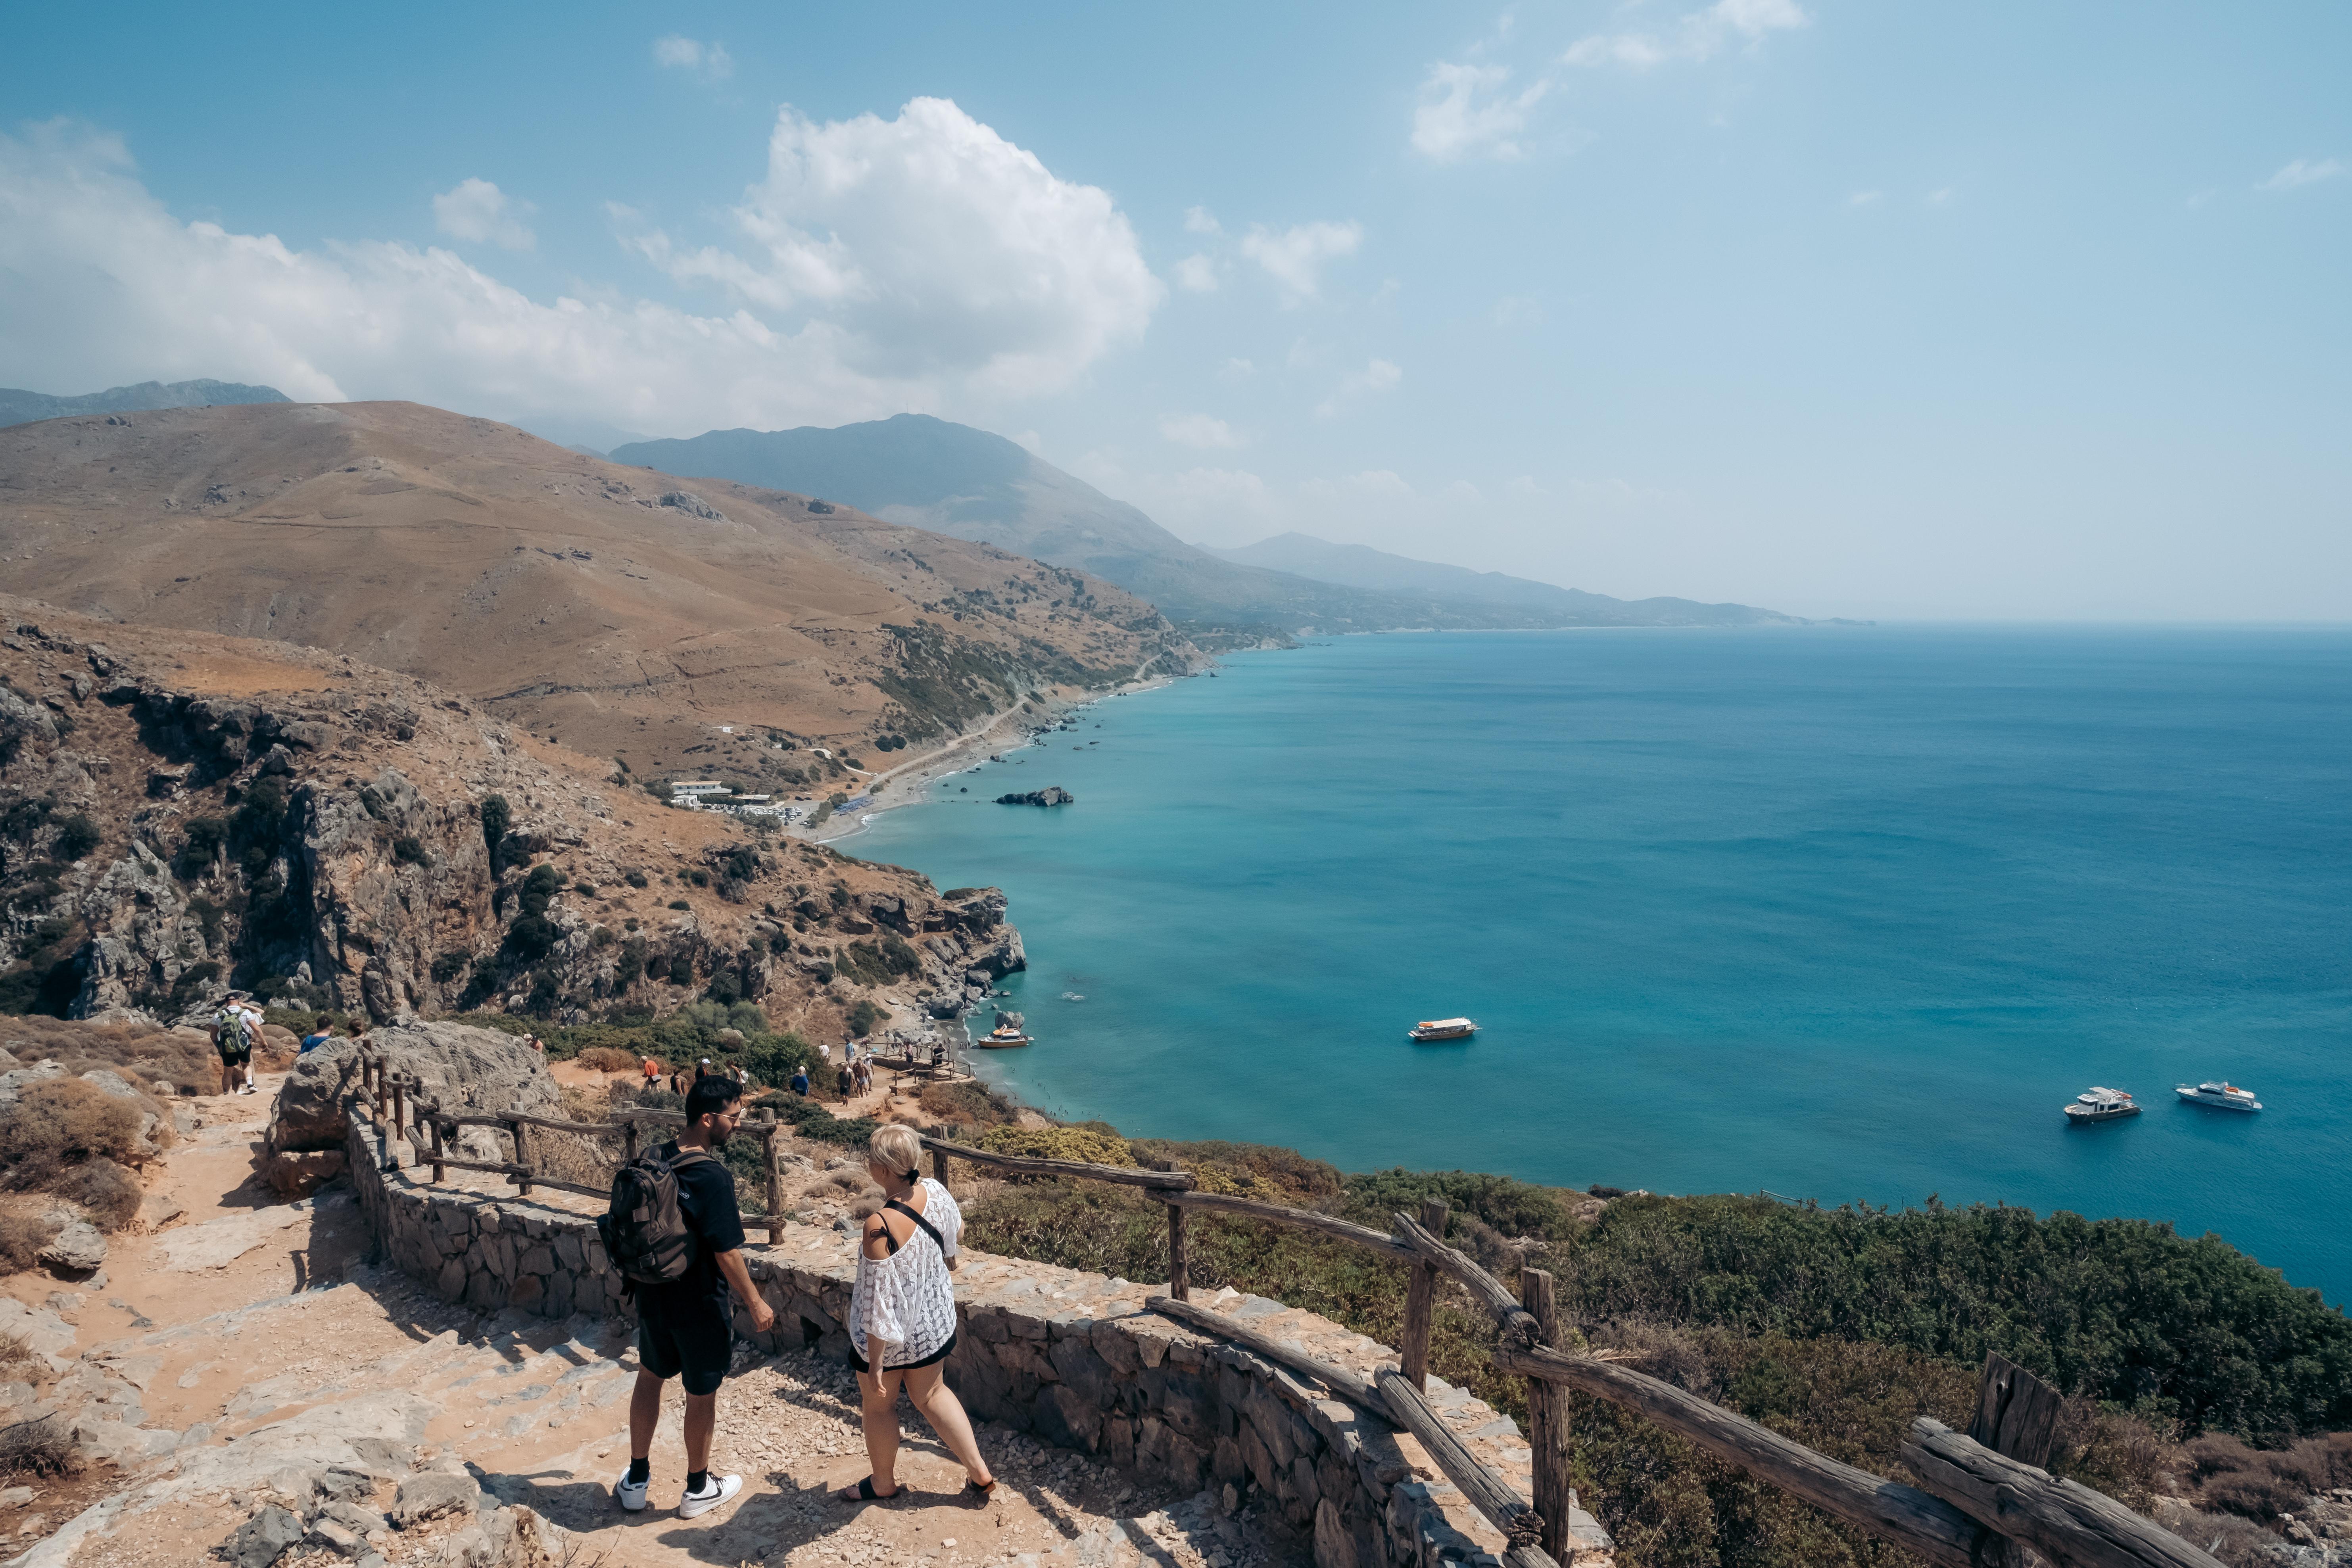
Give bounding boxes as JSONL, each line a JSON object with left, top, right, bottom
{"left": 599, "top": 1145, "right": 717, "bottom": 1287}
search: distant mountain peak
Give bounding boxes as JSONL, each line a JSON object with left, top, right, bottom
{"left": 0, "top": 378, "right": 291, "bottom": 429}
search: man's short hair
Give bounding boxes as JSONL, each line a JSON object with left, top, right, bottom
{"left": 684, "top": 1075, "right": 743, "bottom": 1123}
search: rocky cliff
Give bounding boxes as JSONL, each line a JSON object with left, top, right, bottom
{"left": 0, "top": 603, "right": 1024, "bottom": 1038}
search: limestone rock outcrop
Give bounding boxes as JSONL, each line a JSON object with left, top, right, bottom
{"left": 271, "top": 1022, "right": 558, "bottom": 1157}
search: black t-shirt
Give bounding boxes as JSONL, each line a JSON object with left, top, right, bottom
{"left": 638, "top": 1140, "right": 746, "bottom": 1309}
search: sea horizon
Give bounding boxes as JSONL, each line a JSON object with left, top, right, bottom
{"left": 846, "top": 624, "right": 2352, "bottom": 1307}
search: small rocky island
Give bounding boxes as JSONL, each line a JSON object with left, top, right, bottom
{"left": 996, "top": 786, "right": 1076, "bottom": 806}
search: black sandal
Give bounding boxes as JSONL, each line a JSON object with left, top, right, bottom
{"left": 964, "top": 1476, "right": 998, "bottom": 1504}
{"left": 839, "top": 1476, "right": 900, "bottom": 1503}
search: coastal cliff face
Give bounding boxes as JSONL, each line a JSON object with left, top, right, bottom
{"left": 0, "top": 605, "right": 1023, "bottom": 1036}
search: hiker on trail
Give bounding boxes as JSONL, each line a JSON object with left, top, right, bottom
{"left": 837, "top": 1123, "right": 996, "bottom": 1506}
{"left": 210, "top": 994, "right": 257, "bottom": 1096}
{"left": 697, "top": 1058, "right": 712, "bottom": 1081}
{"left": 609, "top": 1074, "right": 774, "bottom": 1520}
{"left": 643, "top": 1056, "right": 660, "bottom": 1088}
{"left": 299, "top": 1014, "right": 334, "bottom": 1054}
{"left": 790, "top": 1065, "right": 810, "bottom": 1098}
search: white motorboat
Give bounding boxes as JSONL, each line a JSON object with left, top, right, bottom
{"left": 2175, "top": 1081, "right": 2261, "bottom": 1112}
{"left": 2063, "top": 1087, "right": 2141, "bottom": 1123}
{"left": 1409, "top": 1017, "right": 1478, "bottom": 1043}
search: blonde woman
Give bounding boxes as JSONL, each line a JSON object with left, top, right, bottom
{"left": 836, "top": 1123, "right": 997, "bottom": 1504}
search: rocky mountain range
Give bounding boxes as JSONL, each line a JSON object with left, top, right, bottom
{"left": 612, "top": 413, "right": 1804, "bottom": 638}
{"left": 0, "top": 399, "right": 1199, "bottom": 792}
{"left": 1205, "top": 532, "right": 1814, "bottom": 627}
{"left": 0, "top": 603, "right": 1025, "bottom": 1033}
{"left": 0, "top": 378, "right": 290, "bottom": 429}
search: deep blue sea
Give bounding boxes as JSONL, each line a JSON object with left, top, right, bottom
{"left": 846, "top": 628, "right": 2352, "bottom": 1306}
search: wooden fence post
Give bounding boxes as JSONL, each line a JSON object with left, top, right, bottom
{"left": 622, "top": 1119, "right": 639, "bottom": 1165}
{"left": 762, "top": 1114, "right": 784, "bottom": 1243}
{"left": 371, "top": 1060, "right": 386, "bottom": 1121}
{"left": 1521, "top": 1268, "right": 1574, "bottom": 1563}
{"left": 1962, "top": 1352, "right": 2063, "bottom": 1568}
{"left": 1401, "top": 1196, "right": 1449, "bottom": 1391}
{"left": 390, "top": 1074, "right": 407, "bottom": 1136}
{"left": 427, "top": 1111, "right": 446, "bottom": 1184}
{"left": 931, "top": 1145, "right": 950, "bottom": 1191}
{"left": 1167, "top": 1200, "right": 1190, "bottom": 1303}
{"left": 511, "top": 1115, "right": 534, "bottom": 1197}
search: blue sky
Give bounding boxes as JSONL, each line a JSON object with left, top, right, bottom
{"left": 2, "top": 2, "right": 2345, "bottom": 619}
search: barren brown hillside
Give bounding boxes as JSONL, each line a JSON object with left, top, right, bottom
{"left": 0, "top": 400, "right": 1199, "bottom": 790}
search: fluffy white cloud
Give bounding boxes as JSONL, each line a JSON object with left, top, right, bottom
{"left": 2259, "top": 157, "right": 2343, "bottom": 192}
{"left": 0, "top": 112, "right": 1156, "bottom": 433}
{"left": 653, "top": 36, "right": 733, "bottom": 78}
{"left": 1183, "top": 205, "right": 1222, "bottom": 235}
{"left": 1158, "top": 413, "right": 1244, "bottom": 449}
{"left": 432, "top": 177, "right": 535, "bottom": 250}
{"left": 1412, "top": 62, "right": 1548, "bottom": 163}
{"left": 623, "top": 97, "right": 1162, "bottom": 394}
{"left": 1238, "top": 220, "right": 1362, "bottom": 303}
{"left": 1172, "top": 253, "right": 1219, "bottom": 292}
{"left": 1563, "top": 0, "right": 1807, "bottom": 69}
{"left": 1315, "top": 357, "right": 1402, "bottom": 416}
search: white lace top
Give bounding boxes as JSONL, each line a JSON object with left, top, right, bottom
{"left": 848, "top": 1178, "right": 963, "bottom": 1368}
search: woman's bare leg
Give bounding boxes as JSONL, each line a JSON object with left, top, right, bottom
{"left": 901, "top": 1362, "right": 993, "bottom": 1485}
{"left": 845, "top": 1365, "right": 904, "bottom": 1497}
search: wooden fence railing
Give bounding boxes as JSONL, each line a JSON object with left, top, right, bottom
{"left": 349, "top": 1054, "right": 2220, "bottom": 1568}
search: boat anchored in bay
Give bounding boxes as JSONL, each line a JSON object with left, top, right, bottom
{"left": 1409, "top": 1017, "right": 1478, "bottom": 1043}
{"left": 975, "top": 1011, "right": 1032, "bottom": 1050}
{"left": 2175, "top": 1081, "right": 2261, "bottom": 1112}
{"left": 2063, "top": 1087, "right": 2141, "bottom": 1123}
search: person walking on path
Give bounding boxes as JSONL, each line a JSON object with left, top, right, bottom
{"left": 299, "top": 1014, "right": 334, "bottom": 1054}
{"left": 614, "top": 1075, "right": 776, "bottom": 1519}
{"left": 790, "top": 1065, "right": 810, "bottom": 1098}
{"left": 643, "top": 1056, "right": 661, "bottom": 1090}
{"left": 210, "top": 994, "right": 257, "bottom": 1095}
{"left": 836, "top": 1123, "right": 996, "bottom": 1505}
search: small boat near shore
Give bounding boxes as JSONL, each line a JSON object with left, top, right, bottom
{"left": 2176, "top": 1081, "right": 2262, "bottom": 1112}
{"left": 1409, "top": 1017, "right": 1478, "bottom": 1043}
{"left": 975, "top": 1011, "right": 1032, "bottom": 1049}
{"left": 2063, "top": 1087, "right": 2140, "bottom": 1123}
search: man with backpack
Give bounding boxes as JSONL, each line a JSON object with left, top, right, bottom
{"left": 604, "top": 1075, "right": 774, "bottom": 1520}
{"left": 210, "top": 994, "right": 259, "bottom": 1095}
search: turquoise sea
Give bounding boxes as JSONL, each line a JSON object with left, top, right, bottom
{"left": 847, "top": 628, "right": 2352, "bottom": 1306}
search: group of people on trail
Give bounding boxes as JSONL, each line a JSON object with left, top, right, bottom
{"left": 605, "top": 1089, "right": 994, "bottom": 1520}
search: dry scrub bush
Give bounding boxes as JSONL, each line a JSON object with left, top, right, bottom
{"left": 0, "top": 1411, "right": 75, "bottom": 1480}
{"left": 0, "top": 1332, "right": 36, "bottom": 1377}
{"left": 2166, "top": 1508, "right": 2282, "bottom": 1568}
{"left": 968, "top": 1125, "right": 1133, "bottom": 1172}
{"left": 0, "top": 1014, "right": 213, "bottom": 1096}
{"left": 918, "top": 1078, "right": 1019, "bottom": 1129}
{"left": 1127, "top": 1138, "right": 1341, "bottom": 1201}
{"left": 2181, "top": 1430, "right": 2352, "bottom": 1521}
{"left": 577, "top": 1046, "right": 641, "bottom": 1074}
{"left": 0, "top": 1212, "right": 59, "bottom": 1274}
{"left": 52, "top": 1158, "right": 141, "bottom": 1230}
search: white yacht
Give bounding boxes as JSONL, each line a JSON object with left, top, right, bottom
{"left": 2063, "top": 1088, "right": 2141, "bottom": 1123}
{"left": 2175, "top": 1081, "right": 2261, "bottom": 1112}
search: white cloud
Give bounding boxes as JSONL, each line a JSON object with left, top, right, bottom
{"left": 1159, "top": 413, "right": 1244, "bottom": 450}
{"left": 1238, "top": 220, "right": 1362, "bottom": 303}
{"left": 1564, "top": 0, "right": 1807, "bottom": 69}
{"left": 1183, "top": 205, "right": 1222, "bottom": 236}
{"left": 0, "top": 113, "right": 1156, "bottom": 434}
{"left": 1847, "top": 189, "right": 1882, "bottom": 207}
{"left": 1412, "top": 62, "right": 1549, "bottom": 163}
{"left": 1217, "top": 357, "right": 1256, "bottom": 381}
{"left": 432, "top": 177, "right": 536, "bottom": 250}
{"left": 618, "top": 97, "right": 1162, "bottom": 395}
{"left": 1315, "top": 357, "right": 1402, "bottom": 417}
{"left": 2259, "top": 157, "right": 2343, "bottom": 192}
{"left": 1172, "top": 253, "right": 1219, "bottom": 292}
{"left": 653, "top": 36, "right": 732, "bottom": 78}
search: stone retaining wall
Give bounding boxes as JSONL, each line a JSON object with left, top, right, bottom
{"left": 345, "top": 1111, "right": 1609, "bottom": 1567}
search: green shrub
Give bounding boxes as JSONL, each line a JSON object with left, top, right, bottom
{"left": 479, "top": 795, "right": 510, "bottom": 870}
{"left": 624, "top": 870, "right": 649, "bottom": 888}
{"left": 845, "top": 999, "right": 888, "bottom": 1037}
{"left": 1340, "top": 1167, "right": 1577, "bottom": 1242}
{"left": 51, "top": 812, "right": 100, "bottom": 861}
{"left": 392, "top": 835, "right": 427, "bottom": 864}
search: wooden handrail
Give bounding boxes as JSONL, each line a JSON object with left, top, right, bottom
{"left": 1149, "top": 1190, "right": 1417, "bottom": 1260}
{"left": 1493, "top": 1342, "right": 1978, "bottom": 1568}
{"left": 1392, "top": 1211, "right": 1541, "bottom": 1349}
{"left": 1901, "top": 1420, "right": 2225, "bottom": 1568}
{"left": 919, "top": 1134, "right": 1196, "bottom": 1190}
{"left": 1149, "top": 1296, "right": 1558, "bottom": 1568}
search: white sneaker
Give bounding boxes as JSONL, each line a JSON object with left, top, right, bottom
{"left": 676, "top": 1473, "right": 741, "bottom": 1518}
{"left": 614, "top": 1468, "right": 650, "bottom": 1511}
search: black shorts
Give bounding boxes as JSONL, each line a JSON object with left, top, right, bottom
{"left": 217, "top": 1042, "right": 252, "bottom": 1066}
{"left": 850, "top": 1331, "right": 957, "bottom": 1378}
{"left": 636, "top": 1292, "right": 733, "bottom": 1397}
